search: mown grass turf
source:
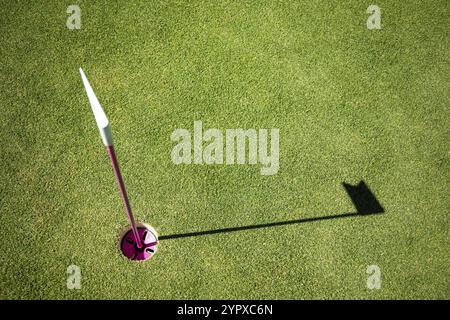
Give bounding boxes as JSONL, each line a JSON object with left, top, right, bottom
{"left": 0, "top": 0, "right": 448, "bottom": 299}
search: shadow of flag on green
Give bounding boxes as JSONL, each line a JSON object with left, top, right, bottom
{"left": 342, "top": 181, "right": 384, "bottom": 215}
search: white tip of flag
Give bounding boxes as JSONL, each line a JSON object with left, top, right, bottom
{"left": 79, "top": 67, "right": 109, "bottom": 129}
{"left": 80, "top": 67, "right": 113, "bottom": 146}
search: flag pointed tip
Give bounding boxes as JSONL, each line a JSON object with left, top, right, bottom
{"left": 79, "top": 67, "right": 110, "bottom": 129}
{"left": 79, "top": 67, "right": 114, "bottom": 146}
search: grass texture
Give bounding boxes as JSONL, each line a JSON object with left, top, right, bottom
{"left": 0, "top": 0, "right": 448, "bottom": 299}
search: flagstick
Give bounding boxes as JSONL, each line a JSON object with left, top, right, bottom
{"left": 106, "top": 145, "right": 143, "bottom": 249}
{"left": 80, "top": 67, "right": 143, "bottom": 250}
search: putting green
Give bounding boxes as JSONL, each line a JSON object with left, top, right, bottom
{"left": 0, "top": 1, "right": 448, "bottom": 299}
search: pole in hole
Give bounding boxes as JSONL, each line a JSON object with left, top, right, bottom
{"left": 80, "top": 67, "right": 158, "bottom": 261}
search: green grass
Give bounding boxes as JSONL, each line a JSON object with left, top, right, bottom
{"left": 0, "top": 0, "right": 448, "bottom": 299}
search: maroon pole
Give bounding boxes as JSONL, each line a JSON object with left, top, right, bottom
{"left": 106, "top": 145, "right": 143, "bottom": 249}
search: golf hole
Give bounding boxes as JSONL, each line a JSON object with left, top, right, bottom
{"left": 119, "top": 224, "right": 158, "bottom": 261}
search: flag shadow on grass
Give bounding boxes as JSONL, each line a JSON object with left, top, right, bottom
{"left": 159, "top": 180, "right": 384, "bottom": 241}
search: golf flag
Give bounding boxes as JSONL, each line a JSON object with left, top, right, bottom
{"left": 79, "top": 67, "right": 157, "bottom": 260}
{"left": 79, "top": 68, "right": 114, "bottom": 146}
